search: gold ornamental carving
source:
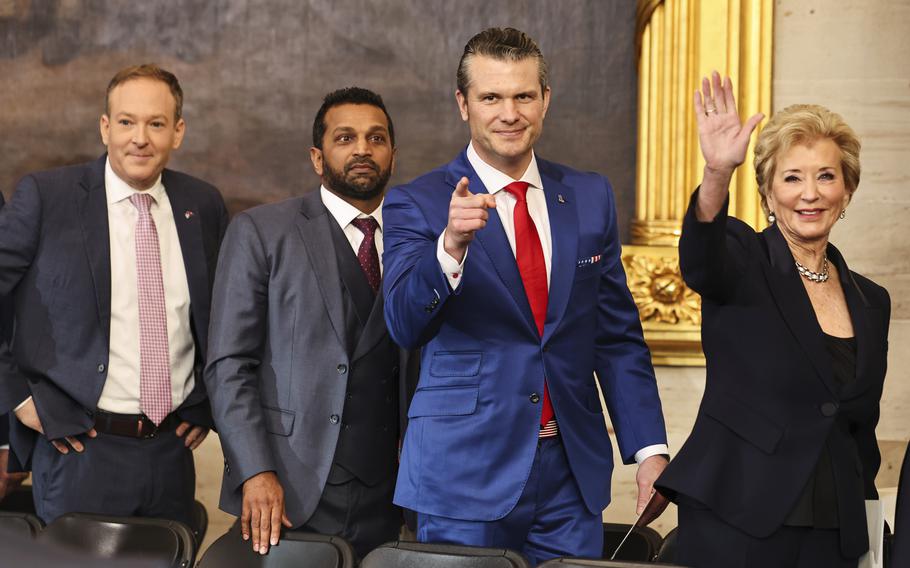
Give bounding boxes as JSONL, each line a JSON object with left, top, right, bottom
{"left": 626, "top": 0, "right": 773, "bottom": 366}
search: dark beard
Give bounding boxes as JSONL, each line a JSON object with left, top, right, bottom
{"left": 322, "top": 158, "right": 391, "bottom": 202}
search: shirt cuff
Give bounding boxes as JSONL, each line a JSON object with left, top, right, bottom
{"left": 0, "top": 445, "right": 8, "bottom": 451}
{"left": 634, "top": 444, "right": 670, "bottom": 464}
{"left": 437, "top": 231, "right": 467, "bottom": 290}
{"left": 13, "top": 396, "right": 32, "bottom": 413}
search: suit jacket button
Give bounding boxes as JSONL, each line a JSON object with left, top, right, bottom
{"left": 529, "top": 392, "right": 540, "bottom": 404}
{"left": 337, "top": 364, "right": 347, "bottom": 374}
{"left": 97, "top": 363, "right": 106, "bottom": 373}
{"left": 820, "top": 402, "right": 838, "bottom": 417}
{"left": 329, "top": 414, "right": 340, "bottom": 424}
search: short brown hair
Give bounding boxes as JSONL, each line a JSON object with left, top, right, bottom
{"left": 105, "top": 64, "right": 184, "bottom": 121}
{"left": 754, "top": 104, "right": 861, "bottom": 215}
{"left": 456, "top": 27, "right": 549, "bottom": 96}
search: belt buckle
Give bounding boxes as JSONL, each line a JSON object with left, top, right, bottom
{"left": 137, "top": 416, "right": 158, "bottom": 439}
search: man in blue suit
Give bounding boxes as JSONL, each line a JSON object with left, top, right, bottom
{"left": 0, "top": 64, "right": 227, "bottom": 524}
{"left": 382, "top": 28, "right": 669, "bottom": 565}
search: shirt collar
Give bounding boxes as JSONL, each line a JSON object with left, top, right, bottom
{"left": 319, "top": 185, "right": 383, "bottom": 231}
{"left": 466, "top": 141, "right": 543, "bottom": 195}
{"left": 105, "top": 157, "right": 165, "bottom": 206}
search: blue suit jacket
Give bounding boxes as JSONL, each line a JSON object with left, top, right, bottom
{"left": 382, "top": 150, "right": 667, "bottom": 521}
{"left": 0, "top": 155, "right": 228, "bottom": 470}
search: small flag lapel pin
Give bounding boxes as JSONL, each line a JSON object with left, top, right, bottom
{"left": 184, "top": 210, "right": 195, "bottom": 220}
{"left": 557, "top": 194, "right": 566, "bottom": 204}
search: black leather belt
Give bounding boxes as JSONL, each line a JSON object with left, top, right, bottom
{"left": 93, "top": 410, "right": 179, "bottom": 439}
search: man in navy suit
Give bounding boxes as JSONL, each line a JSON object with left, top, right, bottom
{"left": 0, "top": 193, "right": 29, "bottom": 503}
{"left": 0, "top": 64, "right": 227, "bottom": 525}
{"left": 382, "top": 28, "right": 668, "bottom": 565}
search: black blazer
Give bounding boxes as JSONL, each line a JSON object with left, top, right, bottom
{"left": 0, "top": 155, "right": 228, "bottom": 469}
{"left": 656, "top": 190, "right": 890, "bottom": 559}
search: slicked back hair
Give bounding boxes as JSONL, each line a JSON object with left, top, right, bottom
{"left": 312, "top": 87, "right": 395, "bottom": 150}
{"left": 105, "top": 63, "right": 183, "bottom": 122}
{"left": 456, "top": 27, "right": 549, "bottom": 96}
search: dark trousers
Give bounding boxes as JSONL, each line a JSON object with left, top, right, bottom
{"left": 416, "top": 436, "right": 602, "bottom": 567}
{"left": 676, "top": 501, "right": 858, "bottom": 568}
{"left": 31, "top": 429, "right": 195, "bottom": 526}
{"left": 296, "top": 464, "right": 400, "bottom": 559}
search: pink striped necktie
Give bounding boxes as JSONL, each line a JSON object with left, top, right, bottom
{"left": 130, "top": 192, "right": 172, "bottom": 425}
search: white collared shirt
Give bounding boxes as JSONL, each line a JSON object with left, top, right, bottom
{"left": 437, "top": 142, "right": 552, "bottom": 288}
{"left": 99, "top": 158, "right": 195, "bottom": 414}
{"left": 320, "top": 186, "right": 384, "bottom": 271}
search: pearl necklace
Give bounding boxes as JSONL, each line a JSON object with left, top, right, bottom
{"left": 795, "top": 256, "right": 829, "bottom": 283}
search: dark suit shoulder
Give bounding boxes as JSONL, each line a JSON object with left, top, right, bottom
{"left": 18, "top": 161, "right": 94, "bottom": 194}
{"left": 162, "top": 168, "right": 222, "bottom": 201}
{"left": 236, "top": 196, "right": 307, "bottom": 227}
{"left": 848, "top": 269, "right": 891, "bottom": 310}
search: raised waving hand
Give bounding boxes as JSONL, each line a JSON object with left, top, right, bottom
{"left": 694, "top": 71, "right": 764, "bottom": 221}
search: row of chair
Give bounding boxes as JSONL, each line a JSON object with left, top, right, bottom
{"left": 0, "top": 508, "right": 684, "bottom": 567}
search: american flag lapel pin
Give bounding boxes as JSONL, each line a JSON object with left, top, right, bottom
{"left": 557, "top": 194, "right": 566, "bottom": 204}
{"left": 184, "top": 210, "right": 195, "bottom": 220}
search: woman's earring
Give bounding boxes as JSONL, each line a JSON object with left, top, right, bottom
{"left": 839, "top": 209, "right": 846, "bottom": 220}
{"left": 768, "top": 212, "right": 776, "bottom": 224}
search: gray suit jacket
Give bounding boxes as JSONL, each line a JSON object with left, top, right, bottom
{"left": 204, "top": 190, "right": 410, "bottom": 524}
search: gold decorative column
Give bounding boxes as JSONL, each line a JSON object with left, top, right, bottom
{"left": 623, "top": 0, "right": 773, "bottom": 365}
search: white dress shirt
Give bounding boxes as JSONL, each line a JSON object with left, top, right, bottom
{"left": 320, "top": 186, "right": 384, "bottom": 269}
{"left": 435, "top": 143, "right": 668, "bottom": 464}
{"left": 98, "top": 158, "right": 195, "bottom": 414}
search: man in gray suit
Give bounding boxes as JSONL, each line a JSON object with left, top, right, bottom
{"left": 205, "top": 87, "right": 403, "bottom": 558}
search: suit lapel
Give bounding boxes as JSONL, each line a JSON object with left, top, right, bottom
{"left": 759, "top": 225, "right": 838, "bottom": 396}
{"left": 828, "top": 244, "right": 874, "bottom": 394}
{"left": 446, "top": 153, "right": 538, "bottom": 338}
{"left": 163, "top": 173, "right": 209, "bottom": 350}
{"left": 352, "top": 294, "right": 387, "bottom": 362}
{"left": 297, "top": 192, "right": 349, "bottom": 352}
{"left": 77, "top": 156, "right": 112, "bottom": 340}
{"left": 540, "top": 166, "right": 577, "bottom": 345}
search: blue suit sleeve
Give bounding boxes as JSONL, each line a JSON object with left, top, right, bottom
{"left": 592, "top": 176, "right": 668, "bottom": 464}
{"left": 382, "top": 186, "right": 458, "bottom": 350}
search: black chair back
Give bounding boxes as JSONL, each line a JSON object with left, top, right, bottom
{"left": 196, "top": 526, "right": 356, "bottom": 568}
{"left": 655, "top": 527, "right": 677, "bottom": 563}
{"left": 0, "top": 510, "right": 43, "bottom": 538}
{"left": 360, "top": 541, "right": 530, "bottom": 568}
{"left": 191, "top": 499, "right": 208, "bottom": 544}
{"left": 538, "top": 559, "right": 685, "bottom": 567}
{"left": 38, "top": 513, "right": 196, "bottom": 568}
{"left": 601, "top": 523, "right": 663, "bottom": 562}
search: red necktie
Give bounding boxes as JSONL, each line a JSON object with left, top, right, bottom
{"left": 503, "top": 182, "right": 554, "bottom": 427}
{"left": 351, "top": 217, "right": 381, "bottom": 293}
{"left": 130, "top": 192, "right": 172, "bottom": 426}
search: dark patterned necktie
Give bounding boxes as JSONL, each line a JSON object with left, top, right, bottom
{"left": 351, "top": 217, "right": 381, "bottom": 293}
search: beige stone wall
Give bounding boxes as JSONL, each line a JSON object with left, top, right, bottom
{"left": 604, "top": 0, "right": 910, "bottom": 537}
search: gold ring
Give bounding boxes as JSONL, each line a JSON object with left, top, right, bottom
{"left": 705, "top": 107, "right": 717, "bottom": 114}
